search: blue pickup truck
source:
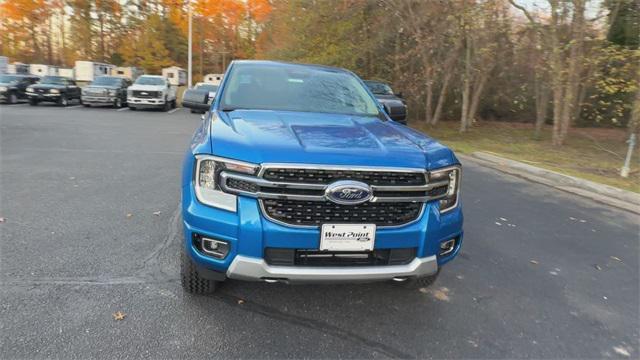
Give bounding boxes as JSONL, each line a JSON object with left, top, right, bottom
{"left": 181, "top": 61, "right": 463, "bottom": 294}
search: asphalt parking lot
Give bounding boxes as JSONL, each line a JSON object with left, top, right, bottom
{"left": 0, "top": 103, "right": 638, "bottom": 359}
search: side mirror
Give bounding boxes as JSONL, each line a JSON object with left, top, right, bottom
{"left": 182, "top": 89, "right": 210, "bottom": 111}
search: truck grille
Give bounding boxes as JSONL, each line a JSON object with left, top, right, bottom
{"left": 262, "top": 168, "right": 426, "bottom": 186}
{"left": 261, "top": 199, "right": 423, "bottom": 227}
{"left": 132, "top": 90, "right": 160, "bottom": 98}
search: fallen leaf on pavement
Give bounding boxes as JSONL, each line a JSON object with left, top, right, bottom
{"left": 495, "top": 222, "right": 502, "bottom": 226}
{"left": 0, "top": 217, "right": 4, "bottom": 223}
{"left": 153, "top": 211, "right": 162, "bottom": 216}
{"left": 126, "top": 213, "right": 133, "bottom": 218}
{"left": 237, "top": 299, "right": 245, "bottom": 305}
{"left": 610, "top": 256, "right": 622, "bottom": 262}
{"left": 594, "top": 264, "right": 602, "bottom": 270}
{"left": 530, "top": 260, "right": 539, "bottom": 265}
{"left": 499, "top": 217, "right": 507, "bottom": 221}
{"left": 113, "top": 311, "right": 126, "bottom": 321}
{"left": 613, "top": 346, "right": 630, "bottom": 357}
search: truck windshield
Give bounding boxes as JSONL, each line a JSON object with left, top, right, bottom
{"left": 364, "top": 81, "right": 394, "bottom": 95}
{"left": 220, "top": 63, "right": 379, "bottom": 116}
{"left": 92, "top": 77, "right": 121, "bottom": 86}
{"left": 0, "top": 75, "right": 20, "bottom": 83}
{"left": 135, "top": 77, "right": 165, "bottom": 86}
{"left": 40, "top": 76, "right": 66, "bottom": 85}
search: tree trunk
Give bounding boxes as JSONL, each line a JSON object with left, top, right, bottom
{"left": 548, "top": 0, "right": 565, "bottom": 146}
{"left": 424, "top": 66, "right": 433, "bottom": 124}
{"left": 558, "top": 0, "right": 585, "bottom": 144}
{"left": 467, "top": 71, "right": 489, "bottom": 126}
{"left": 431, "top": 70, "right": 452, "bottom": 125}
{"left": 460, "top": 34, "right": 472, "bottom": 132}
{"left": 534, "top": 78, "right": 550, "bottom": 138}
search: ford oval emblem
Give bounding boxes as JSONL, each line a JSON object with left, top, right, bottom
{"left": 325, "top": 180, "right": 372, "bottom": 205}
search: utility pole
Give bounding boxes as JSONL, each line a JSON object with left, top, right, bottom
{"left": 620, "top": 133, "right": 636, "bottom": 178}
{"left": 187, "top": 0, "right": 192, "bottom": 88}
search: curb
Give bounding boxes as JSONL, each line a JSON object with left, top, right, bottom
{"left": 458, "top": 152, "right": 640, "bottom": 215}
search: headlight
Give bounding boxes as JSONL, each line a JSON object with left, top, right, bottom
{"left": 429, "top": 166, "right": 461, "bottom": 213}
{"left": 50, "top": 89, "right": 60, "bottom": 94}
{"left": 0, "top": 86, "right": 7, "bottom": 92}
{"left": 194, "top": 155, "right": 258, "bottom": 212}
{"left": 26, "top": 87, "right": 34, "bottom": 92}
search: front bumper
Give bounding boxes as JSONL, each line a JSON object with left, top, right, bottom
{"left": 227, "top": 255, "right": 438, "bottom": 283}
{"left": 27, "top": 92, "right": 61, "bottom": 102}
{"left": 82, "top": 95, "right": 116, "bottom": 104}
{"left": 128, "top": 97, "right": 165, "bottom": 108}
{"left": 183, "top": 181, "right": 463, "bottom": 283}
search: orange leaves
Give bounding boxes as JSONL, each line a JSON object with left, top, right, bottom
{"left": 194, "top": 0, "right": 272, "bottom": 27}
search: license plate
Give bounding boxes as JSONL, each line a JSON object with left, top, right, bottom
{"left": 320, "top": 224, "right": 376, "bottom": 251}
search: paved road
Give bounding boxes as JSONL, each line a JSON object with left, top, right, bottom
{"left": 1, "top": 103, "right": 638, "bottom": 359}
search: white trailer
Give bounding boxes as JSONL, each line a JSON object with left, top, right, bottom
{"left": 74, "top": 61, "right": 115, "bottom": 82}
{"left": 7, "top": 63, "right": 30, "bottom": 74}
{"left": 162, "top": 66, "right": 187, "bottom": 86}
{"left": 111, "top": 66, "right": 144, "bottom": 81}
{"left": 58, "top": 68, "right": 75, "bottom": 79}
{"left": 0, "top": 56, "right": 8, "bottom": 74}
{"left": 203, "top": 73, "right": 224, "bottom": 85}
{"left": 30, "top": 64, "right": 59, "bottom": 76}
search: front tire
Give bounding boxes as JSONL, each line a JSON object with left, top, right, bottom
{"left": 114, "top": 97, "right": 122, "bottom": 108}
{"left": 58, "top": 95, "right": 68, "bottom": 107}
{"left": 129, "top": 106, "right": 136, "bottom": 111}
{"left": 171, "top": 99, "right": 176, "bottom": 109}
{"left": 181, "top": 249, "right": 218, "bottom": 294}
{"left": 29, "top": 98, "right": 38, "bottom": 106}
{"left": 8, "top": 93, "right": 17, "bottom": 104}
{"left": 163, "top": 97, "right": 170, "bottom": 111}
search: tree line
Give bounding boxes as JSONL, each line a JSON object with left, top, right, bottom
{"left": 0, "top": 0, "right": 271, "bottom": 75}
{"left": 1, "top": 0, "right": 638, "bottom": 145}
{"left": 258, "top": 0, "right": 639, "bottom": 145}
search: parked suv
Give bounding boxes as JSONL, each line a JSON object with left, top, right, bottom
{"left": 0, "top": 74, "right": 40, "bottom": 104}
{"left": 26, "top": 76, "right": 81, "bottom": 106}
{"left": 364, "top": 80, "right": 407, "bottom": 124}
{"left": 181, "top": 61, "right": 463, "bottom": 294}
{"left": 127, "top": 75, "right": 176, "bottom": 111}
{"left": 82, "top": 76, "right": 131, "bottom": 108}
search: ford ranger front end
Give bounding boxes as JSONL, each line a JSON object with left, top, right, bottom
{"left": 181, "top": 60, "right": 463, "bottom": 294}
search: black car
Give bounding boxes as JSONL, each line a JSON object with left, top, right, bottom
{"left": 27, "top": 76, "right": 81, "bottom": 106}
{"left": 182, "top": 83, "right": 219, "bottom": 113}
{"left": 82, "top": 76, "right": 131, "bottom": 108}
{"left": 364, "top": 80, "right": 407, "bottom": 124}
{"left": 0, "top": 74, "right": 40, "bottom": 104}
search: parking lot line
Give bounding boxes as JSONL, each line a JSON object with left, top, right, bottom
{"left": 116, "top": 107, "right": 129, "bottom": 112}
{"left": 167, "top": 108, "right": 181, "bottom": 114}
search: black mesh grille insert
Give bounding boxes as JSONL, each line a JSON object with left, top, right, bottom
{"left": 264, "top": 248, "right": 417, "bottom": 267}
{"left": 262, "top": 199, "right": 423, "bottom": 226}
{"left": 262, "top": 168, "right": 426, "bottom": 186}
{"left": 226, "top": 178, "right": 259, "bottom": 193}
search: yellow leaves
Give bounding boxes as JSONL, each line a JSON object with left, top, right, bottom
{"left": 112, "top": 311, "right": 126, "bottom": 321}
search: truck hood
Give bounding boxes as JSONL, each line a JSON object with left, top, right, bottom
{"left": 128, "top": 84, "right": 164, "bottom": 91}
{"left": 84, "top": 85, "right": 120, "bottom": 90}
{"left": 209, "top": 110, "right": 456, "bottom": 169}
{"left": 32, "top": 84, "right": 66, "bottom": 90}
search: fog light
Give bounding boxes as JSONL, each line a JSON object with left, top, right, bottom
{"left": 201, "top": 237, "right": 230, "bottom": 259}
{"left": 439, "top": 238, "right": 456, "bottom": 256}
